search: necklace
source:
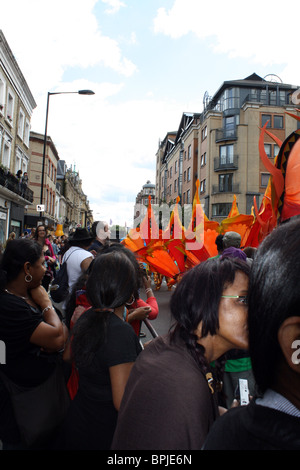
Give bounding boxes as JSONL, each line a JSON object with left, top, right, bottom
{"left": 5, "top": 289, "right": 29, "bottom": 300}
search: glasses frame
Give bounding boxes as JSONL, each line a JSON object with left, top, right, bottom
{"left": 221, "top": 294, "right": 248, "bottom": 305}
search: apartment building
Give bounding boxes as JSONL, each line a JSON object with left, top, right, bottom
{"left": 156, "top": 73, "right": 300, "bottom": 221}
{"left": 26, "top": 131, "right": 59, "bottom": 228}
{"left": 0, "top": 30, "right": 36, "bottom": 242}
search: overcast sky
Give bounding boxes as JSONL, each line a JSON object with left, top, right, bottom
{"left": 2, "top": 0, "right": 299, "bottom": 226}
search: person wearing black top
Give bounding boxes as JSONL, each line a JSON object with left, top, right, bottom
{"left": 53, "top": 250, "right": 142, "bottom": 450}
{"left": 203, "top": 217, "right": 300, "bottom": 450}
{"left": 0, "top": 238, "right": 67, "bottom": 449}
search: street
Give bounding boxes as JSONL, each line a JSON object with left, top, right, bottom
{"left": 139, "top": 280, "right": 175, "bottom": 341}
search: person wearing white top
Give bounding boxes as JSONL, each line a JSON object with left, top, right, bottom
{"left": 62, "top": 228, "right": 94, "bottom": 293}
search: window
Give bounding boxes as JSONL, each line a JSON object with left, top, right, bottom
{"left": 170, "top": 166, "right": 172, "bottom": 178}
{"left": 222, "top": 87, "right": 240, "bottom": 111}
{"left": 223, "top": 116, "right": 236, "bottom": 137}
{"left": 201, "top": 126, "right": 207, "bottom": 141}
{"left": 273, "top": 115, "right": 283, "bottom": 129}
{"left": 6, "top": 90, "right": 14, "bottom": 124}
{"left": 184, "top": 170, "right": 186, "bottom": 182}
{"left": 262, "top": 114, "right": 271, "bottom": 128}
{"left": 174, "top": 179, "right": 177, "bottom": 192}
{"left": 24, "top": 119, "right": 30, "bottom": 147}
{"left": 2, "top": 137, "right": 11, "bottom": 168}
{"left": 219, "top": 173, "right": 233, "bottom": 192}
{"left": 274, "top": 144, "right": 280, "bottom": 158}
{"left": 200, "top": 179, "right": 206, "bottom": 193}
{"left": 188, "top": 145, "right": 191, "bottom": 160}
{"left": 261, "top": 173, "right": 270, "bottom": 187}
{"left": 18, "top": 109, "right": 25, "bottom": 139}
{"left": 220, "top": 144, "right": 234, "bottom": 164}
{"left": 264, "top": 144, "right": 272, "bottom": 158}
{"left": 175, "top": 161, "right": 178, "bottom": 174}
{"left": 212, "top": 203, "right": 232, "bottom": 217}
{"left": 186, "top": 189, "right": 191, "bottom": 204}
{"left": 187, "top": 167, "right": 191, "bottom": 182}
{"left": 201, "top": 152, "right": 207, "bottom": 166}
{"left": 0, "top": 74, "right": 5, "bottom": 114}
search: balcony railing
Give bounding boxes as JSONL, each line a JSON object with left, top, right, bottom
{"left": 0, "top": 169, "right": 34, "bottom": 203}
{"left": 212, "top": 183, "right": 240, "bottom": 194}
{"left": 215, "top": 128, "right": 237, "bottom": 142}
{"left": 214, "top": 155, "right": 239, "bottom": 171}
{"left": 242, "top": 93, "right": 289, "bottom": 107}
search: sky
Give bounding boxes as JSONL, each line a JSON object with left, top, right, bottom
{"left": 1, "top": 0, "right": 299, "bottom": 227}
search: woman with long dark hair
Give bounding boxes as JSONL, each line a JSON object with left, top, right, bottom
{"left": 112, "top": 257, "right": 250, "bottom": 450}
{"left": 0, "top": 238, "right": 67, "bottom": 449}
{"left": 54, "top": 250, "right": 142, "bottom": 450}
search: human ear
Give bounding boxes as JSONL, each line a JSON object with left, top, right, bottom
{"left": 278, "top": 316, "right": 300, "bottom": 373}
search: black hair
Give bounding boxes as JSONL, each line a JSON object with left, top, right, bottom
{"left": 248, "top": 217, "right": 300, "bottom": 394}
{"left": 0, "top": 238, "right": 43, "bottom": 290}
{"left": 215, "top": 234, "right": 224, "bottom": 252}
{"left": 34, "top": 224, "right": 47, "bottom": 240}
{"left": 71, "top": 250, "right": 137, "bottom": 367}
{"left": 170, "top": 257, "right": 250, "bottom": 385}
{"left": 95, "top": 242, "right": 143, "bottom": 297}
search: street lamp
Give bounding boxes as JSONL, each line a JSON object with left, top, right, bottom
{"left": 39, "top": 89, "right": 95, "bottom": 219}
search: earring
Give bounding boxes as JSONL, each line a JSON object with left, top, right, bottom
{"left": 25, "top": 273, "right": 33, "bottom": 283}
{"left": 126, "top": 295, "right": 135, "bottom": 306}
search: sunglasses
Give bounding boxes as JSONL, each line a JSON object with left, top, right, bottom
{"left": 221, "top": 295, "right": 248, "bottom": 305}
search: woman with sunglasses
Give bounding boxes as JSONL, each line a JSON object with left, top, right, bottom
{"left": 111, "top": 257, "right": 250, "bottom": 450}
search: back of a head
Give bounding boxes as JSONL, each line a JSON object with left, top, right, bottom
{"left": 170, "top": 257, "right": 250, "bottom": 340}
{"left": 96, "top": 242, "right": 142, "bottom": 295}
{"left": 222, "top": 231, "right": 241, "bottom": 249}
{"left": 86, "top": 250, "right": 137, "bottom": 309}
{"left": 248, "top": 217, "right": 300, "bottom": 393}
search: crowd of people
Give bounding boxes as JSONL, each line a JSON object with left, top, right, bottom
{"left": 0, "top": 216, "right": 299, "bottom": 451}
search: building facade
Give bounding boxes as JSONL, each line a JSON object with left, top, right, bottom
{"left": 26, "top": 131, "right": 59, "bottom": 229}
{"left": 60, "top": 162, "right": 93, "bottom": 234}
{"left": 156, "top": 74, "right": 300, "bottom": 221}
{"left": 134, "top": 180, "right": 156, "bottom": 223}
{"left": 0, "top": 30, "right": 36, "bottom": 243}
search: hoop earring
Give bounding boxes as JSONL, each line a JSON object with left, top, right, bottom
{"left": 126, "top": 295, "right": 135, "bottom": 306}
{"left": 25, "top": 274, "right": 33, "bottom": 283}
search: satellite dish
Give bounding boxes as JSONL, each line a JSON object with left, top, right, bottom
{"left": 264, "top": 74, "right": 283, "bottom": 83}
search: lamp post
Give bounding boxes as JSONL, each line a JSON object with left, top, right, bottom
{"left": 39, "top": 89, "right": 95, "bottom": 219}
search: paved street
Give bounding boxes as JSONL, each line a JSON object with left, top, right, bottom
{"left": 140, "top": 280, "right": 175, "bottom": 341}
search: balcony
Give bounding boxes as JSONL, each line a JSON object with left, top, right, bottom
{"left": 215, "top": 128, "right": 237, "bottom": 142}
{"left": 212, "top": 183, "right": 240, "bottom": 194}
{"left": 0, "top": 168, "right": 34, "bottom": 203}
{"left": 214, "top": 155, "right": 239, "bottom": 171}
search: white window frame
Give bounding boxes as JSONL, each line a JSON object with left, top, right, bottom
{"left": 0, "top": 72, "right": 5, "bottom": 116}
{"left": 24, "top": 119, "right": 30, "bottom": 147}
{"left": 2, "top": 135, "right": 11, "bottom": 168}
{"left": 18, "top": 108, "right": 25, "bottom": 139}
{"left": 6, "top": 88, "right": 15, "bottom": 125}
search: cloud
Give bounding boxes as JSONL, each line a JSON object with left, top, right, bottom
{"left": 1, "top": 0, "right": 136, "bottom": 99}
{"left": 153, "top": 0, "right": 300, "bottom": 84}
{"left": 102, "top": 0, "right": 126, "bottom": 15}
